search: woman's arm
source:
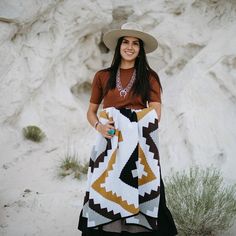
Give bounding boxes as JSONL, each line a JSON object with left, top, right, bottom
{"left": 148, "top": 102, "right": 161, "bottom": 122}
{"left": 87, "top": 103, "right": 115, "bottom": 139}
{"left": 87, "top": 103, "right": 100, "bottom": 128}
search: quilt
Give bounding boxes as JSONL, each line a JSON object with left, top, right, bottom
{"left": 79, "top": 107, "right": 161, "bottom": 230}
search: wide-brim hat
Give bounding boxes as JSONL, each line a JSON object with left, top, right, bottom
{"left": 103, "top": 22, "right": 158, "bottom": 54}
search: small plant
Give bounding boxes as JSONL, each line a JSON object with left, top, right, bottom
{"left": 23, "top": 125, "right": 46, "bottom": 142}
{"left": 58, "top": 150, "right": 89, "bottom": 180}
{"left": 165, "top": 166, "right": 236, "bottom": 236}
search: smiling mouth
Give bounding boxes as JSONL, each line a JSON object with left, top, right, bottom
{"left": 125, "top": 51, "right": 134, "bottom": 55}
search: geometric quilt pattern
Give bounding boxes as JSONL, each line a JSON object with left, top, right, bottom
{"left": 79, "top": 107, "right": 161, "bottom": 230}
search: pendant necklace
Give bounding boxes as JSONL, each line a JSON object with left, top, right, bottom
{"left": 116, "top": 67, "right": 136, "bottom": 97}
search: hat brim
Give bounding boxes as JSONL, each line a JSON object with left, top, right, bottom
{"left": 103, "top": 29, "right": 158, "bottom": 54}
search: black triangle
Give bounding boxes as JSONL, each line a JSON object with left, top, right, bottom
{"left": 118, "top": 108, "right": 137, "bottom": 122}
{"left": 119, "top": 144, "right": 138, "bottom": 189}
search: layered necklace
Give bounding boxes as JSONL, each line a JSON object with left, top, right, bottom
{"left": 116, "top": 67, "right": 136, "bottom": 97}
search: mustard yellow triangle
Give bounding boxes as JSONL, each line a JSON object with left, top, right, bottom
{"left": 136, "top": 107, "right": 153, "bottom": 121}
{"left": 138, "top": 145, "right": 157, "bottom": 185}
{"left": 92, "top": 149, "right": 139, "bottom": 214}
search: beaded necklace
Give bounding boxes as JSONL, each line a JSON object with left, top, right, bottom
{"left": 116, "top": 68, "right": 136, "bottom": 97}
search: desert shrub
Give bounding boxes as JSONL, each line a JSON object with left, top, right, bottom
{"left": 58, "top": 150, "right": 89, "bottom": 180}
{"left": 165, "top": 166, "right": 236, "bottom": 236}
{"left": 23, "top": 125, "right": 46, "bottom": 142}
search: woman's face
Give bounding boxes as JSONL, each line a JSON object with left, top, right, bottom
{"left": 120, "top": 36, "right": 140, "bottom": 64}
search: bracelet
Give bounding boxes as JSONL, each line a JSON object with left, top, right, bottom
{"left": 94, "top": 121, "right": 101, "bottom": 130}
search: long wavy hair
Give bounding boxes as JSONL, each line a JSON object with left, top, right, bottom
{"left": 103, "top": 37, "right": 162, "bottom": 105}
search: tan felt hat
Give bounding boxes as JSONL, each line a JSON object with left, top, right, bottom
{"left": 103, "top": 22, "right": 158, "bottom": 54}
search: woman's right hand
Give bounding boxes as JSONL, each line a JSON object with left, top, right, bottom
{"left": 97, "top": 121, "right": 115, "bottom": 139}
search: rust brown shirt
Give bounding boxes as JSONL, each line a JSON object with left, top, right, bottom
{"left": 90, "top": 67, "right": 162, "bottom": 109}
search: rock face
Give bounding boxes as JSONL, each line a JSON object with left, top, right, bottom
{"left": 1, "top": 0, "right": 236, "bottom": 175}
{"left": 0, "top": 0, "right": 236, "bottom": 234}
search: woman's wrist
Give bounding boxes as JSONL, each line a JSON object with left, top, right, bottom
{"left": 94, "top": 121, "right": 101, "bottom": 131}
{"left": 96, "top": 123, "right": 102, "bottom": 132}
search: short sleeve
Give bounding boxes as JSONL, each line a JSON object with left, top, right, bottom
{"left": 89, "top": 71, "right": 103, "bottom": 104}
{"left": 149, "top": 76, "right": 162, "bottom": 103}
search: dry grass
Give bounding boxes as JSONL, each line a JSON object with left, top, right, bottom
{"left": 165, "top": 166, "right": 236, "bottom": 236}
{"left": 58, "top": 150, "right": 89, "bottom": 180}
{"left": 23, "top": 125, "right": 46, "bottom": 142}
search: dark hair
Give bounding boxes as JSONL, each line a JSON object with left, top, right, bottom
{"left": 104, "top": 37, "right": 162, "bottom": 105}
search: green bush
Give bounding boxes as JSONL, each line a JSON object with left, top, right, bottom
{"left": 58, "top": 151, "right": 89, "bottom": 180}
{"left": 165, "top": 166, "right": 236, "bottom": 236}
{"left": 23, "top": 125, "right": 46, "bottom": 142}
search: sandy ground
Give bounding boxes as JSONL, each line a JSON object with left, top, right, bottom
{"left": 0, "top": 129, "right": 86, "bottom": 236}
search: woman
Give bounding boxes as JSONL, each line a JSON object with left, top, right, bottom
{"left": 78, "top": 22, "right": 177, "bottom": 236}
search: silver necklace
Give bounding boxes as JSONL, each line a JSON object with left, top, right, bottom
{"left": 116, "top": 68, "right": 136, "bottom": 97}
